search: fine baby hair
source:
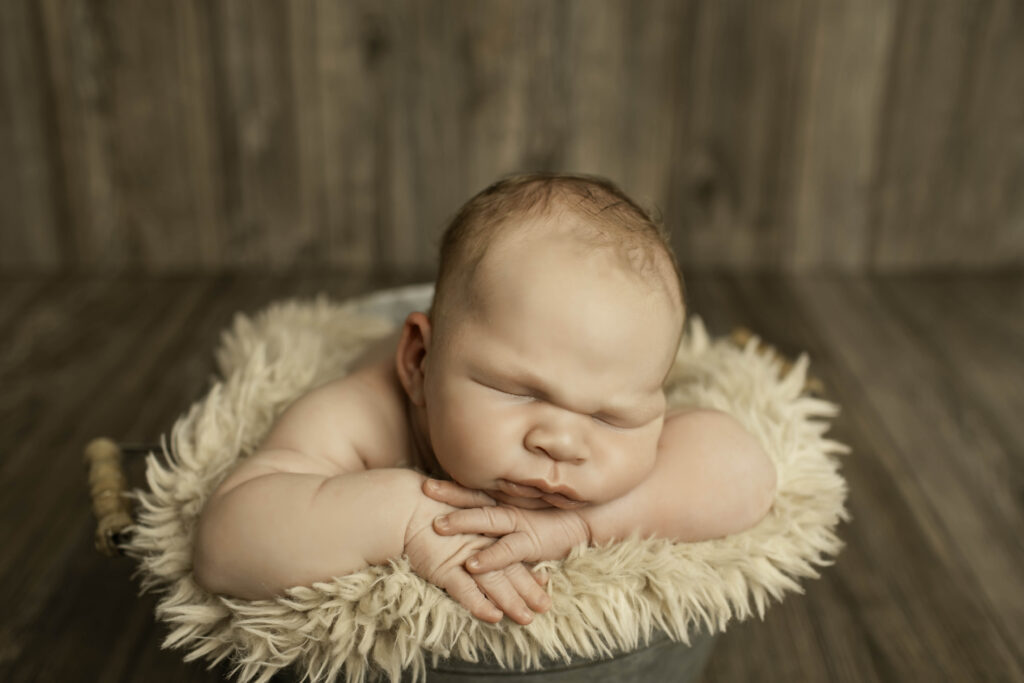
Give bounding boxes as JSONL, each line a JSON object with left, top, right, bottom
{"left": 430, "top": 172, "right": 685, "bottom": 334}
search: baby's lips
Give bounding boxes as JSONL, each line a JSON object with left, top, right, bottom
{"left": 489, "top": 491, "right": 555, "bottom": 510}
{"left": 540, "top": 492, "right": 586, "bottom": 510}
{"left": 496, "top": 479, "right": 544, "bottom": 498}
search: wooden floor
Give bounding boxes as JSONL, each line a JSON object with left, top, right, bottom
{"left": 0, "top": 271, "right": 1021, "bottom": 682}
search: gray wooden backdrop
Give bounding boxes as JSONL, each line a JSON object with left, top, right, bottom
{"left": 2, "top": 0, "right": 1022, "bottom": 273}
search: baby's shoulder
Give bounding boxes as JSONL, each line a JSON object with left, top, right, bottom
{"left": 263, "top": 354, "right": 412, "bottom": 471}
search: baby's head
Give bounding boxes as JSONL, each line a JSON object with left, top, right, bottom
{"left": 397, "top": 173, "right": 685, "bottom": 509}
{"left": 430, "top": 173, "right": 684, "bottom": 347}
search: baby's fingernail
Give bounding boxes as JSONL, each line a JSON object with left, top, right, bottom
{"left": 425, "top": 480, "right": 440, "bottom": 491}
{"left": 466, "top": 557, "right": 480, "bottom": 570}
{"left": 434, "top": 515, "right": 449, "bottom": 530}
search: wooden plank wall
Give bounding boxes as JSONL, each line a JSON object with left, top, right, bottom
{"left": 1, "top": 0, "right": 1022, "bottom": 273}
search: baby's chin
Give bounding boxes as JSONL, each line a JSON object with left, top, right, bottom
{"left": 488, "top": 490, "right": 588, "bottom": 511}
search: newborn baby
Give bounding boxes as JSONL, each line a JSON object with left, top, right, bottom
{"left": 193, "top": 173, "right": 777, "bottom": 625}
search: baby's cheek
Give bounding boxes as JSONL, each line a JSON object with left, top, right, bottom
{"left": 434, "top": 421, "right": 477, "bottom": 470}
{"left": 605, "top": 436, "right": 659, "bottom": 497}
{"left": 433, "top": 403, "right": 506, "bottom": 482}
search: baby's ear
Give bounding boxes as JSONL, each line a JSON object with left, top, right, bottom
{"left": 396, "top": 312, "right": 432, "bottom": 406}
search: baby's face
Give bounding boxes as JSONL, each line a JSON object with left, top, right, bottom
{"left": 421, "top": 228, "right": 682, "bottom": 510}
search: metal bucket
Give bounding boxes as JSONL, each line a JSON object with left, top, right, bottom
{"left": 418, "top": 630, "right": 716, "bottom": 682}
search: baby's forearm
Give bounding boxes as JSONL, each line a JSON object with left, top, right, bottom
{"left": 579, "top": 410, "right": 777, "bottom": 545}
{"left": 576, "top": 492, "right": 652, "bottom": 546}
{"left": 577, "top": 479, "right": 728, "bottom": 546}
{"left": 193, "top": 467, "right": 426, "bottom": 599}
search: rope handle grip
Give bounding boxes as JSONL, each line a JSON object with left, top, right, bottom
{"left": 84, "top": 438, "right": 135, "bottom": 556}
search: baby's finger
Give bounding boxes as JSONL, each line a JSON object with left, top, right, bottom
{"left": 441, "top": 570, "right": 503, "bottom": 623}
{"left": 530, "top": 566, "right": 549, "bottom": 586}
{"left": 473, "top": 570, "right": 534, "bottom": 625}
{"left": 466, "top": 532, "right": 539, "bottom": 574}
{"left": 434, "top": 506, "right": 518, "bottom": 536}
{"left": 422, "top": 479, "right": 496, "bottom": 509}
{"left": 504, "top": 564, "right": 552, "bottom": 614}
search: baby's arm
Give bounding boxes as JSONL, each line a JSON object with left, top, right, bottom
{"left": 192, "top": 385, "right": 549, "bottom": 623}
{"left": 193, "top": 449, "right": 422, "bottom": 598}
{"left": 581, "top": 408, "right": 777, "bottom": 545}
{"left": 428, "top": 409, "right": 776, "bottom": 571}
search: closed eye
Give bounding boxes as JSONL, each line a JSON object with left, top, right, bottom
{"left": 476, "top": 380, "right": 534, "bottom": 400}
{"left": 594, "top": 408, "right": 662, "bottom": 430}
{"left": 591, "top": 414, "right": 630, "bottom": 429}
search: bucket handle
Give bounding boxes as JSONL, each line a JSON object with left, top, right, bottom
{"left": 83, "top": 438, "right": 137, "bottom": 556}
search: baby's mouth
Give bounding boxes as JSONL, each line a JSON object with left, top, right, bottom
{"left": 488, "top": 491, "right": 556, "bottom": 509}
{"left": 493, "top": 480, "right": 587, "bottom": 510}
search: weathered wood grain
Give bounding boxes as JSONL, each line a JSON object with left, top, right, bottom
{"left": 0, "top": 277, "right": 55, "bottom": 336}
{"left": 0, "top": 1, "right": 62, "bottom": 270}
{"left": 35, "top": 0, "right": 120, "bottom": 269}
{"left": 702, "top": 273, "right": 1024, "bottom": 682}
{"left": 670, "top": 1, "right": 808, "bottom": 269}
{"left": 294, "top": 0, "right": 378, "bottom": 270}
{"left": 100, "top": 2, "right": 216, "bottom": 270}
{"left": 4, "top": 1, "right": 1023, "bottom": 272}
{"left": 872, "top": 0, "right": 1024, "bottom": 268}
{"left": 787, "top": 0, "right": 895, "bottom": 269}
{"left": 0, "top": 278, "right": 215, "bottom": 641}
{"left": 0, "top": 276, "right": 270, "bottom": 681}
{"left": 214, "top": 1, "right": 311, "bottom": 268}
{"left": 787, "top": 274, "right": 1024, "bottom": 677}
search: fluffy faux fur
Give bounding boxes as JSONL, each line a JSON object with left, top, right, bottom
{"left": 125, "top": 285, "right": 849, "bottom": 683}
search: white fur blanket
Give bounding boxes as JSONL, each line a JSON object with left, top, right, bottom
{"left": 125, "top": 285, "right": 849, "bottom": 683}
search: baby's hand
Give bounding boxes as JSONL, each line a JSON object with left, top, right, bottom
{"left": 404, "top": 490, "right": 550, "bottom": 625}
{"left": 423, "top": 479, "right": 591, "bottom": 575}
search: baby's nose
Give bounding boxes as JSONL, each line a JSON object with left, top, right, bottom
{"left": 524, "top": 422, "right": 586, "bottom": 463}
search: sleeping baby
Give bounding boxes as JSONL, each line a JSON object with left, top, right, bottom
{"left": 192, "top": 173, "right": 777, "bottom": 625}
